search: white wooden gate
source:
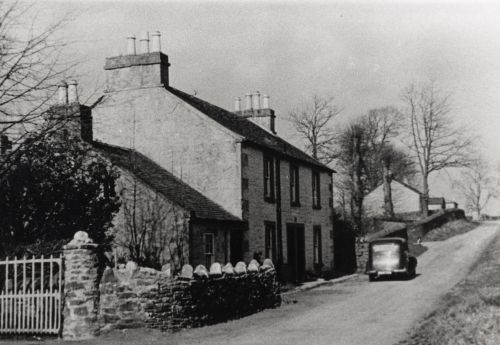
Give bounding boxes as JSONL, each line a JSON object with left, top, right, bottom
{"left": 0, "top": 255, "right": 63, "bottom": 334}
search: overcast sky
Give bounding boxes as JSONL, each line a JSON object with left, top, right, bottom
{"left": 37, "top": 0, "right": 500, "bottom": 213}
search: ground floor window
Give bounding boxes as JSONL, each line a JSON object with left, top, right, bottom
{"left": 313, "top": 225, "right": 323, "bottom": 266}
{"left": 204, "top": 233, "right": 214, "bottom": 268}
{"left": 264, "top": 221, "right": 277, "bottom": 262}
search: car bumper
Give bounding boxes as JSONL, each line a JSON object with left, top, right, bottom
{"left": 366, "top": 269, "right": 408, "bottom": 275}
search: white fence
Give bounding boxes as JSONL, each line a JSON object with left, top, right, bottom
{"left": 0, "top": 255, "right": 63, "bottom": 334}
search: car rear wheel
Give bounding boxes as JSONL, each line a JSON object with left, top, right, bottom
{"left": 369, "top": 274, "right": 376, "bottom": 282}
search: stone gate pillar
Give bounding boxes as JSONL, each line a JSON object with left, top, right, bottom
{"left": 62, "top": 231, "right": 100, "bottom": 340}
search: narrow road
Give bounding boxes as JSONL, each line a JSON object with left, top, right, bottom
{"left": 20, "top": 221, "right": 498, "bottom": 345}
{"left": 165, "top": 221, "right": 500, "bottom": 345}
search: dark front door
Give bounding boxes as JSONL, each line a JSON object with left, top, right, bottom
{"left": 230, "top": 230, "right": 243, "bottom": 264}
{"left": 287, "top": 224, "right": 306, "bottom": 283}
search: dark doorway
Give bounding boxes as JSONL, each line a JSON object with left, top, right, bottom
{"left": 334, "top": 219, "right": 357, "bottom": 274}
{"left": 230, "top": 231, "right": 243, "bottom": 264}
{"left": 286, "top": 224, "right": 306, "bottom": 283}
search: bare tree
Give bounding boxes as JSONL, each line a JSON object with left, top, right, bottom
{"left": 289, "top": 95, "right": 341, "bottom": 164}
{"left": 116, "top": 176, "right": 189, "bottom": 272}
{"left": 360, "top": 106, "right": 415, "bottom": 191}
{"left": 0, "top": 2, "right": 74, "bottom": 176}
{"left": 401, "top": 81, "right": 474, "bottom": 216}
{"left": 332, "top": 106, "right": 414, "bottom": 229}
{"left": 453, "top": 158, "right": 497, "bottom": 220}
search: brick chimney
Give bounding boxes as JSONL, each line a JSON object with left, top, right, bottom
{"left": 47, "top": 80, "right": 92, "bottom": 142}
{"left": 104, "top": 31, "right": 170, "bottom": 92}
{"left": 235, "top": 91, "right": 276, "bottom": 134}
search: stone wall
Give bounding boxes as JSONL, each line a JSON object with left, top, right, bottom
{"left": 97, "top": 260, "right": 279, "bottom": 333}
{"left": 62, "top": 232, "right": 101, "bottom": 340}
{"left": 407, "top": 208, "right": 466, "bottom": 243}
{"left": 62, "top": 232, "right": 281, "bottom": 340}
{"left": 147, "top": 260, "right": 280, "bottom": 330}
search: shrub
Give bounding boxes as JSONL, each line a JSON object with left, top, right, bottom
{"left": 0, "top": 134, "right": 120, "bottom": 257}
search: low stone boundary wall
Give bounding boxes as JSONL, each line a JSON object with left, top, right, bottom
{"left": 407, "top": 209, "right": 466, "bottom": 242}
{"left": 148, "top": 263, "right": 280, "bottom": 330}
{"left": 62, "top": 232, "right": 281, "bottom": 340}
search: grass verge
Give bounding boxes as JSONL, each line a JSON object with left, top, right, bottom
{"left": 423, "top": 219, "right": 480, "bottom": 242}
{"left": 397, "top": 230, "right": 500, "bottom": 345}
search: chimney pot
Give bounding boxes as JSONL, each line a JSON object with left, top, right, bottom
{"left": 252, "top": 91, "right": 261, "bottom": 110}
{"left": 67, "top": 80, "right": 79, "bottom": 104}
{"left": 262, "top": 94, "right": 270, "bottom": 109}
{"left": 127, "top": 35, "right": 136, "bottom": 55}
{"left": 151, "top": 31, "right": 161, "bottom": 52}
{"left": 234, "top": 97, "right": 241, "bottom": 112}
{"left": 245, "top": 93, "right": 252, "bottom": 111}
{"left": 57, "top": 82, "right": 68, "bottom": 105}
{"left": 140, "top": 32, "right": 149, "bottom": 54}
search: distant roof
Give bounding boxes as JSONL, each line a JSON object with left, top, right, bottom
{"left": 93, "top": 141, "right": 243, "bottom": 223}
{"left": 166, "top": 86, "right": 334, "bottom": 173}
{"left": 394, "top": 179, "right": 423, "bottom": 195}
{"left": 366, "top": 179, "right": 423, "bottom": 196}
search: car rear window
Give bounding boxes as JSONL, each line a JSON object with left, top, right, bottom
{"left": 373, "top": 243, "right": 400, "bottom": 254}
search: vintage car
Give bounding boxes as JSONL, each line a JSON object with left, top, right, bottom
{"left": 366, "top": 237, "right": 417, "bottom": 281}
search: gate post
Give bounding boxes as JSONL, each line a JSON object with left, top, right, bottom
{"left": 62, "top": 231, "right": 100, "bottom": 340}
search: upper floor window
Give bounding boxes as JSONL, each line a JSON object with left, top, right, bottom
{"left": 312, "top": 170, "right": 321, "bottom": 209}
{"left": 290, "top": 164, "right": 300, "bottom": 206}
{"left": 313, "top": 225, "right": 323, "bottom": 266}
{"left": 263, "top": 156, "right": 275, "bottom": 202}
{"left": 1, "top": 135, "right": 12, "bottom": 155}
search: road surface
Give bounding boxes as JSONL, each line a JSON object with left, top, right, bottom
{"left": 165, "top": 221, "right": 500, "bottom": 345}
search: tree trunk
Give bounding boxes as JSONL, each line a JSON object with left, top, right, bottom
{"left": 382, "top": 160, "right": 395, "bottom": 219}
{"left": 422, "top": 174, "right": 429, "bottom": 217}
{"left": 352, "top": 133, "right": 364, "bottom": 234}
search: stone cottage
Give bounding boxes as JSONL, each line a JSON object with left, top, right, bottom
{"left": 364, "top": 179, "right": 446, "bottom": 218}
{"left": 56, "top": 32, "right": 335, "bottom": 282}
{"left": 364, "top": 179, "right": 424, "bottom": 217}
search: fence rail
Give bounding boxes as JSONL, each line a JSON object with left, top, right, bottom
{"left": 0, "top": 255, "right": 63, "bottom": 334}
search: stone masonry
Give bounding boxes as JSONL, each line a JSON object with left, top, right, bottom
{"left": 62, "top": 231, "right": 100, "bottom": 340}
{"left": 61, "top": 232, "right": 281, "bottom": 340}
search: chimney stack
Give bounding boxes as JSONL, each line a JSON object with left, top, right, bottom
{"left": 245, "top": 93, "right": 252, "bottom": 111}
{"left": 262, "top": 94, "right": 270, "bottom": 109}
{"left": 57, "top": 82, "right": 68, "bottom": 105}
{"left": 234, "top": 97, "right": 241, "bottom": 112}
{"left": 151, "top": 31, "right": 161, "bottom": 52}
{"left": 252, "top": 91, "right": 261, "bottom": 110}
{"left": 127, "top": 35, "right": 136, "bottom": 55}
{"left": 67, "top": 80, "right": 79, "bottom": 104}
{"left": 105, "top": 30, "right": 170, "bottom": 91}
{"left": 235, "top": 91, "right": 276, "bottom": 134}
{"left": 140, "top": 32, "right": 149, "bottom": 54}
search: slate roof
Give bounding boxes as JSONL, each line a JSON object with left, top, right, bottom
{"left": 92, "top": 141, "right": 243, "bottom": 223}
{"left": 166, "top": 86, "right": 334, "bottom": 173}
{"left": 394, "top": 179, "right": 423, "bottom": 195}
